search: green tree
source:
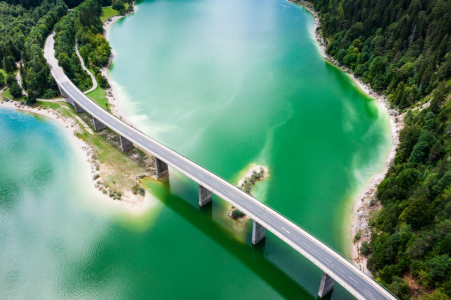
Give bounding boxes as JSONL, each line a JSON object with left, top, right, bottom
{"left": 10, "top": 81, "right": 22, "bottom": 98}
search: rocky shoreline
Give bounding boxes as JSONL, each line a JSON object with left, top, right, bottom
{"left": 288, "top": 0, "right": 405, "bottom": 273}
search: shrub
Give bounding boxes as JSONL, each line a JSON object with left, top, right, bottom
{"left": 231, "top": 209, "right": 245, "bottom": 219}
{"left": 354, "top": 232, "right": 361, "bottom": 242}
{"left": 138, "top": 187, "right": 145, "bottom": 196}
{"left": 131, "top": 184, "right": 139, "bottom": 194}
{"left": 360, "top": 241, "right": 371, "bottom": 255}
{"left": 93, "top": 174, "right": 100, "bottom": 180}
{"left": 96, "top": 73, "right": 109, "bottom": 88}
{"left": 10, "top": 81, "right": 22, "bottom": 98}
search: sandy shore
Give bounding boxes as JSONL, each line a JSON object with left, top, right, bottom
{"left": 288, "top": 0, "right": 405, "bottom": 273}
{"left": 101, "top": 7, "right": 138, "bottom": 128}
{"left": 0, "top": 97, "right": 151, "bottom": 209}
{"left": 0, "top": 99, "right": 110, "bottom": 198}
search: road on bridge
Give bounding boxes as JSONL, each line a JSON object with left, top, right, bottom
{"left": 44, "top": 32, "right": 396, "bottom": 300}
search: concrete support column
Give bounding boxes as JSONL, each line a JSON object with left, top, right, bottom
{"left": 199, "top": 185, "right": 212, "bottom": 207}
{"left": 93, "top": 117, "right": 106, "bottom": 131}
{"left": 252, "top": 220, "right": 266, "bottom": 244}
{"left": 120, "top": 135, "right": 133, "bottom": 152}
{"left": 57, "top": 84, "right": 69, "bottom": 98}
{"left": 318, "top": 271, "right": 335, "bottom": 298}
{"left": 155, "top": 157, "right": 169, "bottom": 177}
{"left": 73, "top": 101, "right": 85, "bottom": 113}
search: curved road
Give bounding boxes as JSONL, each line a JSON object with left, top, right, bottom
{"left": 44, "top": 32, "right": 396, "bottom": 300}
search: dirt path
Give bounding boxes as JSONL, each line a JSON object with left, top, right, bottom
{"left": 75, "top": 42, "right": 98, "bottom": 94}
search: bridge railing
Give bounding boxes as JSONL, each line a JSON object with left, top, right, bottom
{"left": 52, "top": 69, "right": 398, "bottom": 300}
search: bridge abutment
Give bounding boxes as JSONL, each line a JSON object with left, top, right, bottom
{"left": 120, "top": 135, "right": 133, "bottom": 152}
{"left": 199, "top": 185, "right": 212, "bottom": 207}
{"left": 155, "top": 157, "right": 169, "bottom": 177}
{"left": 252, "top": 220, "right": 266, "bottom": 244}
{"left": 93, "top": 117, "right": 106, "bottom": 131}
{"left": 318, "top": 271, "right": 335, "bottom": 298}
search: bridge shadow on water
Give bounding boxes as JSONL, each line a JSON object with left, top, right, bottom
{"left": 150, "top": 179, "right": 334, "bottom": 300}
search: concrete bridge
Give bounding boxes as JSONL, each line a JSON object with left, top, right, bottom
{"left": 44, "top": 32, "right": 397, "bottom": 300}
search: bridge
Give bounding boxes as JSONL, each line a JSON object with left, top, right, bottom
{"left": 44, "top": 32, "right": 396, "bottom": 300}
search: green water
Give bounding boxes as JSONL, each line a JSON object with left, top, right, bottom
{"left": 0, "top": 0, "right": 392, "bottom": 298}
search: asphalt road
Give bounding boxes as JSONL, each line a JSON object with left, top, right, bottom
{"left": 44, "top": 32, "right": 396, "bottom": 300}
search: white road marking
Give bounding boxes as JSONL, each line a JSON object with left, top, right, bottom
{"left": 228, "top": 193, "right": 235, "bottom": 198}
{"left": 336, "top": 267, "right": 345, "bottom": 274}
{"left": 212, "top": 183, "right": 219, "bottom": 187}
{"left": 302, "top": 242, "right": 311, "bottom": 248}
{"left": 348, "top": 276, "right": 358, "bottom": 284}
{"left": 364, "top": 288, "right": 374, "bottom": 296}
{"left": 185, "top": 166, "right": 191, "bottom": 170}
{"left": 325, "top": 258, "right": 332, "bottom": 264}
{"left": 282, "top": 227, "right": 290, "bottom": 234}
{"left": 245, "top": 203, "right": 252, "bottom": 208}
{"left": 198, "top": 174, "right": 204, "bottom": 178}
{"left": 313, "top": 250, "right": 321, "bottom": 256}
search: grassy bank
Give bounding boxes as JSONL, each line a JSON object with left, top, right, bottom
{"left": 36, "top": 100, "right": 155, "bottom": 198}
{"left": 100, "top": 6, "right": 119, "bottom": 23}
{"left": 100, "top": 4, "right": 129, "bottom": 23}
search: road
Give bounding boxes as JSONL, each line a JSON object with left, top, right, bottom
{"left": 44, "top": 32, "right": 396, "bottom": 300}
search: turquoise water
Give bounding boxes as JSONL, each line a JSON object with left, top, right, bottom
{"left": 0, "top": 0, "right": 392, "bottom": 298}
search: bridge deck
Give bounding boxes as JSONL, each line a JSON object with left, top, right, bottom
{"left": 44, "top": 32, "right": 396, "bottom": 300}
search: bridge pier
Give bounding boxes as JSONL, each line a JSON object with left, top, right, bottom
{"left": 252, "top": 220, "right": 266, "bottom": 244}
{"left": 318, "top": 271, "right": 335, "bottom": 298}
{"left": 73, "top": 101, "right": 85, "bottom": 113}
{"left": 57, "top": 84, "right": 69, "bottom": 98}
{"left": 120, "top": 135, "right": 133, "bottom": 152}
{"left": 199, "top": 185, "right": 212, "bottom": 207}
{"left": 155, "top": 157, "right": 169, "bottom": 177}
{"left": 93, "top": 117, "right": 106, "bottom": 131}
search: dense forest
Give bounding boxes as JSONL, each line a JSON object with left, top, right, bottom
{"left": 0, "top": 0, "right": 67, "bottom": 101}
{"left": 53, "top": 0, "right": 131, "bottom": 91}
{"left": 311, "top": 0, "right": 451, "bottom": 109}
{"left": 306, "top": 0, "right": 451, "bottom": 298}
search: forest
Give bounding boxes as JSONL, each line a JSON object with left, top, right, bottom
{"left": 54, "top": 0, "right": 132, "bottom": 91}
{"left": 306, "top": 0, "right": 451, "bottom": 297}
{"left": 311, "top": 0, "right": 451, "bottom": 109}
{"left": 0, "top": 0, "right": 67, "bottom": 101}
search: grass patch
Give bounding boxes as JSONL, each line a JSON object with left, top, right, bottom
{"left": 2, "top": 88, "right": 25, "bottom": 101}
{"left": 101, "top": 6, "right": 119, "bottom": 23}
{"left": 86, "top": 86, "right": 109, "bottom": 110}
{"left": 34, "top": 101, "right": 153, "bottom": 194}
{"left": 0, "top": 68, "right": 7, "bottom": 79}
{"left": 86, "top": 69, "right": 110, "bottom": 111}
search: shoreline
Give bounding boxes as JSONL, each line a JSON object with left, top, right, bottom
{"left": 288, "top": 0, "right": 404, "bottom": 272}
{"left": 0, "top": 100, "right": 107, "bottom": 200}
{"left": 0, "top": 99, "right": 152, "bottom": 210}
{"left": 101, "top": 7, "right": 137, "bottom": 128}
{"left": 103, "top": 0, "right": 404, "bottom": 270}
